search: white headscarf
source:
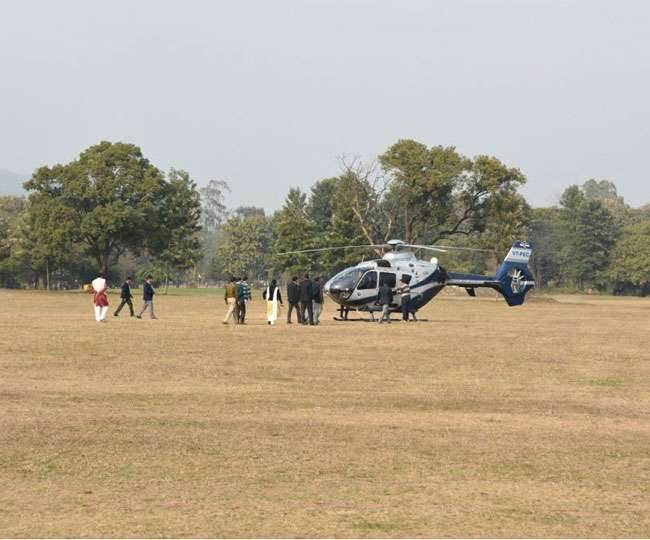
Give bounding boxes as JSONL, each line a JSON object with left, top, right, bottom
{"left": 91, "top": 277, "right": 107, "bottom": 292}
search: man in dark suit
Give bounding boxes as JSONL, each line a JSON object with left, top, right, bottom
{"left": 299, "top": 274, "right": 314, "bottom": 325}
{"left": 286, "top": 276, "right": 302, "bottom": 324}
{"left": 312, "top": 276, "right": 324, "bottom": 325}
{"left": 377, "top": 281, "right": 394, "bottom": 324}
{"left": 113, "top": 276, "right": 134, "bottom": 317}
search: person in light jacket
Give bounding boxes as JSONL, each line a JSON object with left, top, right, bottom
{"left": 396, "top": 277, "right": 411, "bottom": 322}
{"left": 136, "top": 276, "right": 157, "bottom": 319}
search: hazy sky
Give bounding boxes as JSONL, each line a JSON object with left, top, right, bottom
{"left": 2, "top": 0, "right": 649, "bottom": 210}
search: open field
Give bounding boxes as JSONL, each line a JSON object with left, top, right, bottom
{"left": 1, "top": 289, "right": 649, "bottom": 538}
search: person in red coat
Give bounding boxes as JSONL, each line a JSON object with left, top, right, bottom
{"left": 91, "top": 273, "right": 109, "bottom": 323}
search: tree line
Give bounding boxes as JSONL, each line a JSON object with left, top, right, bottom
{"left": 1, "top": 139, "right": 649, "bottom": 294}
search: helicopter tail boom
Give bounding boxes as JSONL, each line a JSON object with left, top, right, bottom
{"left": 445, "top": 241, "right": 535, "bottom": 306}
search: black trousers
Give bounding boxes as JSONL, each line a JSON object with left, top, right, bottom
{"left": 287, "top": 302, "right": 302, "bottom": 323}
{"left": 300, "top": 301, "right": 313, "bottom": 325}
{"left": 114, "top": 298, "right": 134, "bottom": 316}
{"left": 237, "top": 300, "right": 247, "bottom": 323}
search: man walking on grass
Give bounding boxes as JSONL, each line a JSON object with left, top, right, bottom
{"left": 237, "top": 275, "right": 251, "bottom": 324}
{"left": 113, "top": 276, "right": 134, "bottom": 317}
{"left": 223, "top": 276, "right": 238, "bottom": 324}
{"left": 136, "top": 275, "right": 157, "bottom": 319}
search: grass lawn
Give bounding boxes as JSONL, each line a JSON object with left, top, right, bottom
{"left": 0, "top": 289, "right": 648, "bottom": 537}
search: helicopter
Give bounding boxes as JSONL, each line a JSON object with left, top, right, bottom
{"left": 281, "top": 239, "right": 535, "bottom": 320}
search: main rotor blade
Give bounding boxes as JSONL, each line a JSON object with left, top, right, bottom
{"left": 402, "top": 244, "right": 448, "bottom": 253}
{"left": 277, "top": 244, "right": 389, "bottom": 256}
{"left": 405, "top": 243, "right": 495, "bottom": 254}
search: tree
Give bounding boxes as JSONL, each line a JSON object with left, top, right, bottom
{"left": 273, "top": 188, "right": 317, "bottom": 277}
{"left": 307, "top": 177, "right": 338, "bottom": 232}
{"left": 528, "top": 207, "right": 564, "bottom": 288}
{"left": 24, "top": 141, "right": 168, "bottom": 273}
{"left": 581, "top": 178, "right": 629, "bottom": 227}
{"left": 369, "top": 140, "right": 527, "bottom": 245}
{"left": 148, "top": 169, "right": 203, "bottom": 291}
{"left": 478, "top": 191, "right": 531, "bottom": 267}
{"left": 0, "top": 197, "right": 25, "bottom": 270}
{"left": 233, "top": 206, "right": 265, "bottom": 219}
{"left": 216, "top": 215, "right": 271, "bottom": 281}
{"left": 559, "top": 188, "right": 619, "bottom": 289}
{"left": 582, "top": 179, "right": 622, "bottom": 203}
{"left": 604, "top": 221, "right": 650, "bottom": 295}
{"left": 25, "top": 197, "right": 78, "bottom": 289}
{"left": 199, "top": 179, "right": 230, "bottom": 232}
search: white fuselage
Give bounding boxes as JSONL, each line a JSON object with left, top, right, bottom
{"left": 324, "top": 251, "right": 443, "bottom": 312}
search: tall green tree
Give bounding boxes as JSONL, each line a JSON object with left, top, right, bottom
{"left": 199, "top": 179, "right": 230, "bottom": 232}
{"left": 149, "top": 169, "right": 203, "bottom": 291}
{"left": 273, "top": 188, "right": 317, "bottom": 277}
{"left": 560, "top": 187, "right": 619, "bottom": 289}
{"left": 581, "top": 178, "right": 629, "bottom": 227}
{"left": 528, "top": 207, "right": 564, "bottom": 288}
{"left": 478, "top": 191, "right": 531, "bottom": 267}
{"left": 216, "top": 214, "right": 271, "bottom": 281}
{"left": 377, "top": 140, "right": 526, "bottom": 244}
{"left": 307, "top": 177, "right": 338, "bottom": 233}
{"left": 24, "top": 141, "right": 168, "bottom": 273}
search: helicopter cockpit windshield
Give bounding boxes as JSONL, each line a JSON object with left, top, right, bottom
{"left": 326, "top": 266, "right": 371, "bottom": 299}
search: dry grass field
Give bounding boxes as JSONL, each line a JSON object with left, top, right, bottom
{"left": 0, "top": 288, "right": 649, "bottom": 538}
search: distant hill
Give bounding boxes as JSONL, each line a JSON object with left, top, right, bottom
{"left": 0, "top": 169, "right": 28, "bottom": 197}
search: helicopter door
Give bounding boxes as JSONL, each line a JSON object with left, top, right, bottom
{"left": 356, "top": 271, "right": 378, "bottom": 290}
{"left": 379, "top": 272, "right": 397, "bottom": 288}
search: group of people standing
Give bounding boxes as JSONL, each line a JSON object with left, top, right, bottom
{"left": 91, "top": 272, "right": 413, "bottom": 325}
{"left": 222, "top": 276, "right": 252, "bottom": 324}
{"left": 377, "top": 277, "right": 412, "bottom": 323}
{"left": 222, "top": 274, "right": 324, "bottom": 326}
{"left": 285, "top": 274, "right": 324, "bottom": 325}
{"left": 90, "top": 274, "right": 157, "bottom": 322}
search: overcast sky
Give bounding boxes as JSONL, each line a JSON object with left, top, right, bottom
{"left": 1, "top": 0, "right": 649, "bottom": 210}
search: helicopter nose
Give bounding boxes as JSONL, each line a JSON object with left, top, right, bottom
{"left": 324, "top": 279, "right": 344, "bottom": 302}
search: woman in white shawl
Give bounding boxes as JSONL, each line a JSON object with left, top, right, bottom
{"left": 91, "top": 273, "right": 109, "bottom": 322}
{"left": 263, "top": 279, "right": 283, "bottom": 325}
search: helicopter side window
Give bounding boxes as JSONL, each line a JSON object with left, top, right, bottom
{"left": 379, "top": 272, "right": 397, "bottom": 288}
{"left": 400, "top": 274, "right": 412, "bottom": 284}
{"left": 357, "top": 271, "right": 378, "bottom": 290}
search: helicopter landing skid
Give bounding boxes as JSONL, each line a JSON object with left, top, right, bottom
{"left": 332, "top": 316, "right": 425, "bottom": 323}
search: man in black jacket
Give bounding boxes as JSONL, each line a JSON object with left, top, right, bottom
{"left": 312, "top": 276, "right": 324, "bottom": 325}
{"left": 377, "top": 281, "right": 394, "bottom": 323}
{"left": 136, "top": 275, "right": 157, "bottom": 319}
{"left": 286, "top": 276, "right": 302, "bottom": 324}
{"left": 113, "top": 276, "right": 134, "bottom": 317}
{"left": 299, "top": 274, "right": 314, "bottom": 325}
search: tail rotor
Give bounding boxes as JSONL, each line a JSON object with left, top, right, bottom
{"left": 495, "top": 241, "right": 535, "bottom": 306}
